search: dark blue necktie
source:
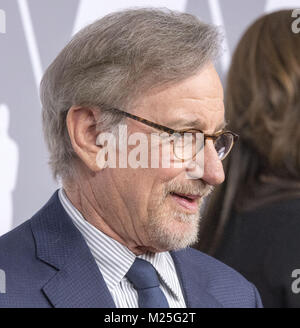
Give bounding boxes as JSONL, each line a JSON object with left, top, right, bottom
{"left": 126, "top": 258, "right": 169, "bottom": 308}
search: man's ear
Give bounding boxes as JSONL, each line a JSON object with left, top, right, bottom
{"left": 66, "top": 106, "right": 102, "bottom": 172}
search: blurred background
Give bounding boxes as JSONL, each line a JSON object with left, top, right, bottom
{"left": 0, "top": 0, "right": 299, "bottom": 236}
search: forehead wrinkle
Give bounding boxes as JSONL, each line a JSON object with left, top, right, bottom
{"left": 181, "top": 96, "right": 224, "bottom": 102}
{"left": 179, "top": 97, "right": 224, "bottom": 112}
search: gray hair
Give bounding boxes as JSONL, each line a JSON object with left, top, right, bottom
{"left": 40, "top": 8, "right": 221, "bottom": 180}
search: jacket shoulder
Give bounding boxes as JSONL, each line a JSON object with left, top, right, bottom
{"left": 187, "top": 247, "right": 252, "bottom": 283}
{"left": 174, "top": 247, "right": 263, "bottom": 308}
{"left": 0, "top": 219, "right": 34, "bottom": 262}
{"left": 0, "top": 197, "right": 58, "bottom": 307}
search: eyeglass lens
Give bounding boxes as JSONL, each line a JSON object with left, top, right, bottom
{"left": 173, "top": 132, "right": 234, "bottom": 160}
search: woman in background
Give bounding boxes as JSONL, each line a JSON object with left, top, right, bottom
{"left": 195, "top": 10, "right": 300, "bottom": 307}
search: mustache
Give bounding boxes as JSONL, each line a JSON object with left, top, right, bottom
{"left": 164, "top": 180, "right": 214, "bottom": 198}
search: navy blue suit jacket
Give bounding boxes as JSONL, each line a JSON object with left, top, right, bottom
{"left": 0, "top": 191, "right": 263, "bottom": 308}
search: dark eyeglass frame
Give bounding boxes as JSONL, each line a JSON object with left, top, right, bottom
{"left": 110, "top": 107, "right": 239, "bottom": 160}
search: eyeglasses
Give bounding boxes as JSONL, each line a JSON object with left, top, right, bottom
{"left": 110, "top": 107, "right": 239, "bottom": 161}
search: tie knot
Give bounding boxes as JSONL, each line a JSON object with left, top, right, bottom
{"left": 126, "top": 258, "right": 160, "bottom": 290}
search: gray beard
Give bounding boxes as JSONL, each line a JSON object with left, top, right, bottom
{"left": 146, "top": 198, "right": 202, "bottom": 251}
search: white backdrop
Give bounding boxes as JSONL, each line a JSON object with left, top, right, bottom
{"left": 0, "top": 0, "right": 299, "bottom": 236}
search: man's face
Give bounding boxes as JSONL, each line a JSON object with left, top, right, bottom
{"left": 96, "top": 63, "right": 225, "bottom": 253}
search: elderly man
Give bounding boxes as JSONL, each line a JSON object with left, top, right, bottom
{"left": 0, "top": 8, "right": 262, "bottom": 308}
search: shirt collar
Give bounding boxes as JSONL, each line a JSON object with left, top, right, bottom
{"left": 138, "top": 252, "right": 182, "bottom": 300}
{"left": 58, "top": 188, "right": 180, "bottom": 300}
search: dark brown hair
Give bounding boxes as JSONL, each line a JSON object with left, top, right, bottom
{"left": 195, "top": 9, "right": 300, "bottom": 254}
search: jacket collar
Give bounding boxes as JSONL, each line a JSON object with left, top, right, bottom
{"left": 30, "top": 190, "right": 116, "bottom": 308}
{"left": 171, "top": 250, "right": 223, "bottom": 308}
{"left": 31, "top": 190, "right": 221, "bottom": 308}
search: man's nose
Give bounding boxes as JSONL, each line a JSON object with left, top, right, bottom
{"left": 201, "top": 140, "right": 225, "bottom": 186}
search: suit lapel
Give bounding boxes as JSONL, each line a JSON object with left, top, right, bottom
{"left": 31, "top": 191, "right": 116, "bottom": 308}
{"left": 171, "top": 250, "right": 223, "bottom": 308}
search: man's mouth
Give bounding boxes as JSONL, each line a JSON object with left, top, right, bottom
{"left": 169, "top": 192, "right": 201, "bottom": 212}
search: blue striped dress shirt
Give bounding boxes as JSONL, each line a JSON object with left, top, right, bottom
{"left": 58, "top": 188, "right": 186, "bottom": 308}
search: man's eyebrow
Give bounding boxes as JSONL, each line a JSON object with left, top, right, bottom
{"left": 215, "top": 121, "right": 228, "bottom": 132}
{"left": 169, "top": 118, "right": 228, "bottom": 133}
{"left": 168, "top": 118, "right": 206, "bottom": 130}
